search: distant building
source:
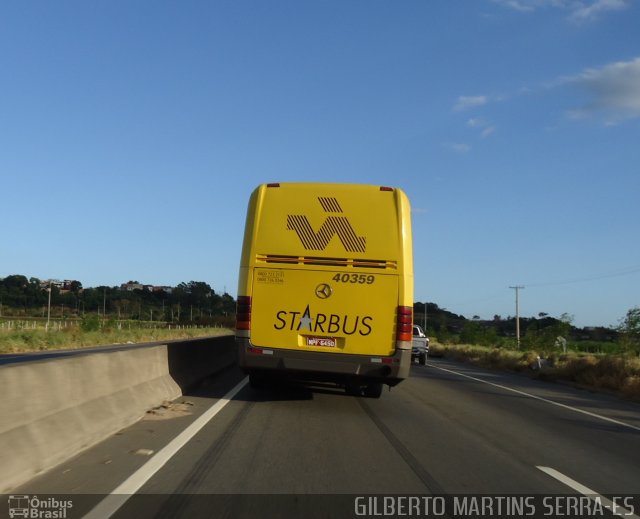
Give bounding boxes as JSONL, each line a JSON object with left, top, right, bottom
{"left": 119, "top": 282, "right": 173, "bottom": 294}
{"left": 39, "top": 279, "right": 81, "bottom": 293}
{"left": 41, "top": 279, "right": 64, "bottom": 289}
{"left": 121, "top": 282, "right": 144, "bottom": 292}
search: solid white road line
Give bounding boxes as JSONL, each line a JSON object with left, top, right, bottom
{"left": 537, "top": 466, "right": 639, "bottom": 519}
{"left": 430, "top": 364, "right": 640, "bottom": 432}
{"left": 84, "top": 376, "right": 249, "bottom": 519}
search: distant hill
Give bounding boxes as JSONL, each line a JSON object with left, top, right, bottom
{"left": 0, "top": 275, "right": 618, "bottom": 342}
{"left": 412, "top": 301, "right": 617, "bottom": 343}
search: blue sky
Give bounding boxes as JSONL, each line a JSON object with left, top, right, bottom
{"left": 1, "top": 0, "right": 638, "bottom": 328}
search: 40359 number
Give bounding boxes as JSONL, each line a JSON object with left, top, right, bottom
{"left": 332, "top": 273, "right": 375, "bottom": 284}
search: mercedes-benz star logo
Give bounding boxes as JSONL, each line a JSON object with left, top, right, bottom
{"left": 315, "top": 283, "right": 332, "bottom": 299}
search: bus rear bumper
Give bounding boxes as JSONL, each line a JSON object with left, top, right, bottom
{"left": 236, "top": 337, "right": 411, "bottom": 387}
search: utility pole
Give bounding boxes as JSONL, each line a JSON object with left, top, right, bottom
{"left": 46, "top": 282, "right": 52, "bottom": 331}
{"left": 424, "top": 301, "right": 427, "bottom": 332}
{"left": 509, "top": 286, "right": 525, "bottom": 348}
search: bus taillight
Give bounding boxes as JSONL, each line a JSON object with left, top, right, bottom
{"left": 236, "top": 296, "right": 252, "bottom": 330}
{"left": 396, "top": 306, "right": 413, "bottom": 342}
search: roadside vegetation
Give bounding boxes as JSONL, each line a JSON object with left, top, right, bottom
{"left": 0, "top": 318, "right": 232, "bottom": 354}
{"left": 0, "top": 274, "right": 235, "bottom": 353}
{"left": 0, "top": 275, "right": 235, "bottom": 323}
{"left": 428, "top": 307, "right": 640, "bottom": 402}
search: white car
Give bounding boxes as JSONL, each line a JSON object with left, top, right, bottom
{"left": 411, "top": 324, "right": 429, "bottom": 365}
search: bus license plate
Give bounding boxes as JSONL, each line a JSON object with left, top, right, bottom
{"left": 305, "top": 337, "right": 337, "bottom": 348}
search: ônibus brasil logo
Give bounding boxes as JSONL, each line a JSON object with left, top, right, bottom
{"left": 7, "top": 495, "right": 73, "bottom": 519}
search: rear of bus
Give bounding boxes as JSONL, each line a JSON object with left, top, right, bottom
{"left": 235, "top": 183, "right": 413, "bottom": 397}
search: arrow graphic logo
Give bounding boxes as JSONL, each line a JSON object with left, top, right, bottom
{"left": 286, "top": 197, "right": 366, "bottom": 253}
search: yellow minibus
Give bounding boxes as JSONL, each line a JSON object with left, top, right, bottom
{"left": 235, "top": 183, "right": 413, "bottom": 397}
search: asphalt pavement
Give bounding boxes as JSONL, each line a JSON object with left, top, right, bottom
{"left": 12, "top": 357, "right": 640, "bottom": 519}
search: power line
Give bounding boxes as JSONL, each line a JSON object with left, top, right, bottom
{"left": 523, "top": 264, "right": 640, "bottom": 288}
{"left": 423, "top": 264, "right": 639, "bottom": 324}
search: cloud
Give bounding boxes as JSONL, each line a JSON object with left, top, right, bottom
{"left": 466, "top": 118, "right": 485, "bottom": 128}
{"left": 492, "top": 0, "right": 536, "bottom": 12}
{"left": 560, "top": 57, "right": 640, "bottom": 123}
{"left": 481, "top": 126, "right": 496, "bottom": 138}
{"left": 445, "top": 142, "right": 471, "bottom": 154}
{"left": 452, "top": 58, "right": 639, "bottom": 131}
{"left": 569, "top": 0, "right": 628, "bottom": 22}
{"left": 467, "top": 118, "right": 496, "bottom": 137}
{"left": 454, "top": 96, "right": 488, "bottom": 111}
{"left": 491, "top": 0, "right": 629, "bottom": 22}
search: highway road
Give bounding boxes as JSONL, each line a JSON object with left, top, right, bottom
{"left": 14, "top": 357, "right": 640, "bottom": 518}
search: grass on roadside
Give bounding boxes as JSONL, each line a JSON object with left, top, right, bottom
{"left": 0, "top": 326, "right": 233, "bottom": 354}
{"left": 430, "top": 343, "right": 640, "bottom": 402}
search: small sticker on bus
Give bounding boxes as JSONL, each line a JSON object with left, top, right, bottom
{"left": 305, "top": 336, "right": 338, "bottom": 348}
{"left": 256, "top": 269, "right": 285, "bottom": 284}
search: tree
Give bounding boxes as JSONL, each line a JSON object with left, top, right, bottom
{"left": 69, "top": 281, "right": 83, "bottom": 293}
{"left": 557, "top": 313, "right": 574, "bottom": 338}
{"left": 2, "top": 275, "right": 29, "bottom": 290}
{"left": 187, "top": 281, "right": 213, "bottom": 307}
{"left": 618, "top": 307, "right": 640, "bottom": 354}
{"left": 460, "top": 320, "right": 498, "bottom": 347}
{"left": 519, "top": 313, "right": 573, "bottom": 352}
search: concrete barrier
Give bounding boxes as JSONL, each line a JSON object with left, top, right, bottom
{"left": 0, "top": 335, "right": 236, "bottom": 493}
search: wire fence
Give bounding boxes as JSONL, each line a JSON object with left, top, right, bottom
{"left": 0, "top": 319, "right": 225, "bottom": 332}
